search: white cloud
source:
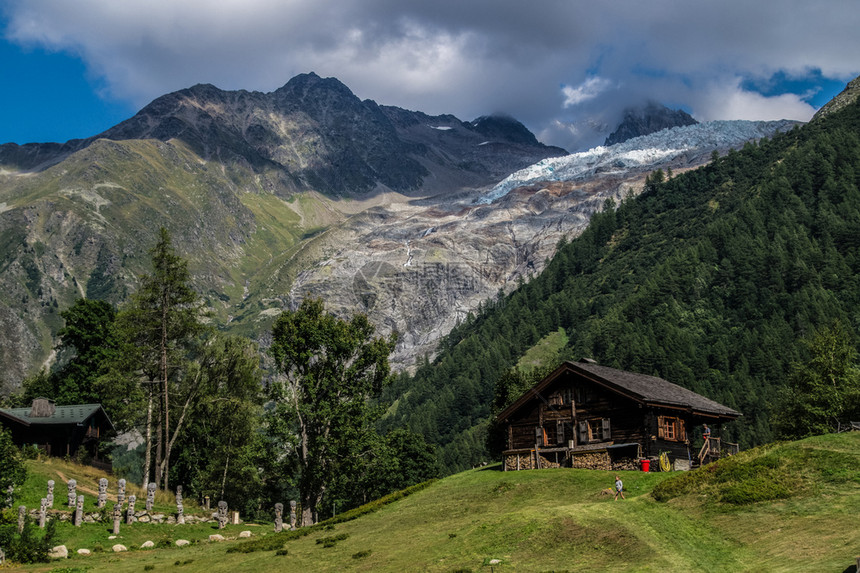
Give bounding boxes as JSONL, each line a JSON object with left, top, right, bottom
{"left": 562, "top": 77, "right": 613, "bottom": 108}
{"left": 2, "top": 0, "right": 859, "bottom": 150}
{"left": 693, "top": 79, "right": 817, "bottom": 122}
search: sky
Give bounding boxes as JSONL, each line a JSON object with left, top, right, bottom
{"left": 1, "top": 1, "right": 858, "bottom": 152}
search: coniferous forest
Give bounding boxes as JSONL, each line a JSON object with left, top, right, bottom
{"left": 381, "top": 98, "right": 860, "bottom": 474}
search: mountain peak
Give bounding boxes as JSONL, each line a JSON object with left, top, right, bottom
{"left": 470, "top": 114, "right": 542, "bottom": 147}
{"left": 604, "top": 102, "right": 697, "bottom": 146}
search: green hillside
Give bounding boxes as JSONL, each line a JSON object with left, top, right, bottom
{"left": 7, "top": 432, "right": 860, "bottom": 571}
{"left": 0, "top": 136, "right": 355, "bottom": 386}
{"left": 383, "top": 97, "right": 860, "bottom": 473}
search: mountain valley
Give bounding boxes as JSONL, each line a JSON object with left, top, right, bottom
{"left": 0, "top": 74, "right": 798, "bottom": 386}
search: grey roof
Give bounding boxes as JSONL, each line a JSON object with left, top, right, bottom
{"left": 497, "top": 360, "right": 741, "bottom": 421}
{"left": 573, "top": 361, "right": 741, "bottom": 417}
{"left": 0, "top": 404, "right": 109, "bottom": 427}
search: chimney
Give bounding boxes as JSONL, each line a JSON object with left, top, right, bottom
{"left": 30, "top": 398, "right": 56, "bottom": 418}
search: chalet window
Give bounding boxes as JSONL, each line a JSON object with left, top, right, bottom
{"left": 657, "top": 416, "right": 686, "bottom": 442}
{"left": 579, "top": 418, "right": 611, "bottom": 443}
{"left": 548, "top": 391, "right": 563, "bottom": 407}
{"left": 556, "top": 420, "right": 571, "bottom": 445}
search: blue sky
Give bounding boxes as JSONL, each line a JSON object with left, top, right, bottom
{"left": 1, "top": 1, "right": 858, "bottom": 151}
{"left": 0, "top": 39, "right": 135, "bottom": 144}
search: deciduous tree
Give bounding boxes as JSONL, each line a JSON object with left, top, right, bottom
{"left": 269, "top": 298, "right": 396, "bottom": 525}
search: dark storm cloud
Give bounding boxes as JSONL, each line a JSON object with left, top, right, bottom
{"left": 4, "top": 0, "right": 859, "bottom": 151}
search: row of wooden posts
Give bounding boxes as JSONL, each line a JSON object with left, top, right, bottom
{"left": 2, "top": 479, "right": 300, "bottom": 544}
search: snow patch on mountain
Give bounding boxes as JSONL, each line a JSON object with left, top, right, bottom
{"left": 477, "top": 119, "right": 797, "bottom": 204}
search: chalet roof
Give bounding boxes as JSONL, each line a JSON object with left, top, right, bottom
{"left": 497, "top": 360, "right": 742, "bottom": 422}
{"left": 0, "top": 403, "right": 113, "bottom": 430}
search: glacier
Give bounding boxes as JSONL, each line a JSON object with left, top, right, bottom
{"left": 477, "top": 119, "right": 798, "bottom": 205}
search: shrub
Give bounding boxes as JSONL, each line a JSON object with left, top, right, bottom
{"left": 0, "top": 515, "right": 57, "bottom": 564}
{"left": 316, "top": 533, "right": 349, "bottom": 548}
{"left": 225, "top": 534, "right": 287, "bottom": 554}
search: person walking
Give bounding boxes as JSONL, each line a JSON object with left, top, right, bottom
{"left": 613, "top": 475, "right": 625, "bottom": 501}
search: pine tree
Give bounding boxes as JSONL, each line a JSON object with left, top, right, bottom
{"left": 117, "top": 228, "right": 205, "bottom": 491}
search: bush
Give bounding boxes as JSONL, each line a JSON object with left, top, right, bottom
{"left": 719, "top": 477, "right": 791, "bottom": 505}
{"left": 0, "top": 515, "right": 57, "bottom": 564}
{"left": 316, "top": 533, "right": 349, "bottom": 548}
{"left": 225, "top": 534, "right": 287, "bottom": 554}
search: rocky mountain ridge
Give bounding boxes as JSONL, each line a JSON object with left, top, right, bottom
{"left": 0, "top": 73, "right": 802, "bottom": 387}
{"left": 0, "top": 73, "right": 565, "bottom": 387}
{"left": 0, "top": 73, "right": 566, "bottom": 195}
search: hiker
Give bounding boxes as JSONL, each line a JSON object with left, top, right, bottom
{"left": 613, "top": 475, "right": 625, "bottom": 500}
{"left": 702, "top": 423, "right": 711, "bottom": 443}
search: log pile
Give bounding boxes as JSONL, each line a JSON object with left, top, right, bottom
{"left": 504, "top": 453, "right": 536, "bottom": 471}
{"left": 570, "top": 451, "right": 612, "bottom": 469}
{"left": 610, "top": 457, "right": 638, "bottom": 471}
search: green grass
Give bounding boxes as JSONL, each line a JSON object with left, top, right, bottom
{"left": 8, "top": 433, "right": 860, "bottom": 572}
{"left": 516, "top": 328, "right": 568, "bottom": 373}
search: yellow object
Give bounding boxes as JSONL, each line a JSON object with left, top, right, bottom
{"left": 659, "top": 451, "right": 671, "bottom": 472}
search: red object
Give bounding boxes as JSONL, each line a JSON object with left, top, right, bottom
{"left": 640, "top": 459, "right": 650, "bottom": 472}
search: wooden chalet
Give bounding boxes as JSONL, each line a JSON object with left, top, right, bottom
{"left": 0, "top": 398, "right": 114, "bottom": 467}
{"left": 496, "top": 359, "right": 741, "bottom": 471}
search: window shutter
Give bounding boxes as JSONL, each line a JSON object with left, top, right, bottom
{"left": 602, "top": 418, "right": 611, "bottom": 441}
{"left": 579, "top": 421, "right": 588, "bottom": 444}
{"left": 556, "top": 421, "right": 564, "bottom": 445}
{"left": 657, "top": 415, "right": 665, "bottom": 439}
{"left": 678, "top": 419, "right": 686, "bottom": 441}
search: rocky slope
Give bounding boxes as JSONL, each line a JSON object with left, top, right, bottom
{"left": 812, "top": 76, "right": 860, "bottom": 120}
{"left": 282, "top": 119, "right": 797, "bottom": 367}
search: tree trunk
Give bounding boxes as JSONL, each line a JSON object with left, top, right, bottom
{"left": 154, "top": 413, "right": 163, "bottom": 488}
{"left": 220, "top": 434, "right": 233, "bottom": 500}
{"left": 161, "top": 302, "right": 170, "bottom": 491}
{"left": 142, "top": 387, "right": 154, "bottom": 490}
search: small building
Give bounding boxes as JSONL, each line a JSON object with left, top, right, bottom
{"left": 496, "top": 359, "right": 741, "bottom": 471}
{"left": 0, "top": 398, "right": 114, "bottom": 467}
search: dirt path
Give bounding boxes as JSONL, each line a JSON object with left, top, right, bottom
{"left": 53, "top": 470, "right": 114, "bottom": 501}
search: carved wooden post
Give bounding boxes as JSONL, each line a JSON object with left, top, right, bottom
{"left": 74, "top": 495, "right": 84, "bottom": 527}
{"left": 5, "top": 485, "right": 13, "bottom": 508}
{"left": 46, "top": 480, "right": 54, "bottom": 508}
{"left": 289, "top": 500, "right": 297, "bottom": 530}
{"left": 177, "top": 503, "right": 185, "bottom": 525}
{"left": 117, "top": 479, "right": 126, "bottom": 505}
{"left": 0, "top": 544, "right": 4, "bottom": 564}
{"left": 112, "top": 503, "right": 122, "bottom": 535}
{"left": 175, "top": 485, "right": 183, "bottom": 506}
{"left": 67, "top": 479, "right": 77, "bottom": 508}
{"left": 39, "top": 498, "right": 47, "bottom": 528}
{"left": 203, "top": 495, "right": 210, "bottom": 510}
{"left": 97, "top": 478, "right": 108, "bottom": 508}
{"left": 145, "top": 482, "right": 156, "bottom": 512}
{"left": 274, "top": 503, "right": 283, "bottom": 533}
{"left": 17, "top": 505, "right": 26, "bottom": 533}
{"left": 126, "top": 495, "right": 137, "bottom": 524}
{"left": 217, "top": 501, "right": 228, "bottom": 529}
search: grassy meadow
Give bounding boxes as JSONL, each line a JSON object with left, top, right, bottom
{"left": 5, "top": 432, "right": 860, "bottom": 572}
